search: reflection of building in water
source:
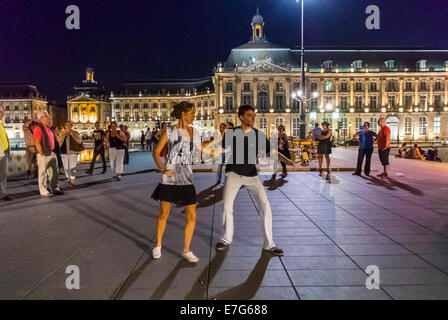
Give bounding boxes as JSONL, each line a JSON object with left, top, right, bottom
{"left": 67, "top": 10, "right": 448, "bottom": 143}
{"left": 78, "top": 149, "right": 96, "bottom": 163}
{"left": 0, "top": 83, "right": 66, "bottom": 145}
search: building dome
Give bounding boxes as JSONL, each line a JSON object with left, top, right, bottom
{"left": 251, "top": 8, "right": 264, "bottom": 26}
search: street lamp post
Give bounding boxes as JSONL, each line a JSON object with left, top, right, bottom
{"left": 298, "top": 0, "right": 306, "bottom": 139}
{"left": 291, "top": 90, "right": 318, "bottom": 139}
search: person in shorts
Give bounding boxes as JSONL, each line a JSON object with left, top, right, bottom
{"left": 376, "top": 118, "right": 391, "bottom": 178}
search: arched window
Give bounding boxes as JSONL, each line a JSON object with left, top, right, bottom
{"left": 434, "top": 117, "right": 441, "bottom": 135}
{"left": 275, "top": 118, "right": 284, "bottom": 128}
{"left": 370, "top": 117, "right": 378, "bottom": 132}
{"left": 419, "top": 116, "right": 427, "bottom": 135}
{"left": 259, "top": 117, "right": 267, "bottom": 133}
{"left": 405, "top": 117, "right": 412, "bottom": 135}
{"left": 293, "top": 118, "right": 300, "bottom": 136}
{"left": 355, "top": 118, "right": 363, "bottom": 131}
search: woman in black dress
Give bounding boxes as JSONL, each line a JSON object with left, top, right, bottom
{"left": 317, "top": 121, "right": 333, "bottom": 179}
{"left": 151, "top": 102, "right": 212, "bottom": 263}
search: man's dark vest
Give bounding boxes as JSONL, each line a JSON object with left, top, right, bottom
{"left": 37, "top": 124, "right": 53, "bottom": 156}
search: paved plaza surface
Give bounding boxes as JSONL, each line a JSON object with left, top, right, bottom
{"left": 1, "top": 149, "right": 448, "bottom": 300}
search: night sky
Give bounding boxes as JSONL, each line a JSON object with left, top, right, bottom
{"left": 1, "top": 0, "right": 448, "bottom": 102}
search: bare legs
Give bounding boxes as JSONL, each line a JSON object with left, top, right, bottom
{"left": 184, "top": 204, "right": 197, "bottom": 253}
{"left": 156, "top": 201, "right": 171, "bottom": 248}
{"left": 325, "top": 154, "right": 331, "bottom": 174}
{"left": 156, "top": 201, "right": 197, "bottom": 253}
{"left": 318, "top": 154, "right": 331, "bottom": 175}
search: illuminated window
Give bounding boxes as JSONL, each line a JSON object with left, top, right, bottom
{"left": 259, "top": 117, "right": 267, "bottom": 133}
{"left": 340, "top": 97, "right": 348, "bottom": 111}
{"left": 370, "top": 117, "right": 378, "bottom": 132}
{"left": 225, "top": 96, "right": 233, "bottom": 111}
{"left": 404, "top": 96, "right": 412, "bottom": 108}
{"left": 434, "top": 117, "right": 441, "bottom": 134}
{"left": 325, "top": 81, "right": 333, "bottom": 92}
{"left": 275, "top": 118, "right": 283, "bottom": 128}
{"left": 405, "top": 117, "right": 412, "bottom": 135}
{"left": 419, "top": 116, "right": 427, "bottom": 135}
{"left": 292, "top": 118, "right": 300, "bottom": 136}
{"left": 355, "top": 118, "right": 363, "bottom": 131}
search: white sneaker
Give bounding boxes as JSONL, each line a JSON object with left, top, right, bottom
{"left": 152, "top": 246, "right": 161, "bottom": 259}
{"left": 182, "top": 251, "right": 199, "bottom": 263}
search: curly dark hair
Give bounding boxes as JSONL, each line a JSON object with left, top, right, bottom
{"left": 170, "top": 101, "right": 195, "bottom": 119}
{"left": 321, "top": 121, "right": 330, "bottom": 128}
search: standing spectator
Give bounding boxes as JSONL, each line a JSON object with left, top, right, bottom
{"left": 151, "top": 129, "right": 158, "bottom": 150}
{"left": 33, "top": 111, "right": 63, "bottom": 197}
{"left": 140, "top": 131, "right": 146, "bottom": 150}
{"left": 216, "top": 122, "right": 227, "bottom": 184}
{"left": 353, "top": 122, "right": 377, "bottom": 176}
{"left": 122, "top": 125, "right": 131, "bottom": 165}
{"left": 317, "top": 121, "right": 333, "bottom": 179}
{"left": 312, "top": 123, "right": 322, "bottom": 140}
{"left": 275, "top": 125, "right": 291, "bottom": 179}
{"left": 106, "top": 122, "right": 127, "bottom": 180}
{"left": 377, "top": 118, "right": 391, "bottom": 178}
{"left": 51, "top": 126, "right": 64, "bottom": 175}
{"left": 0, "top": 105, "right": 13, "bottom": 201}
{"left": 86, "top": 122, "right": 107, "bottom": 175}
{"left": 57, "top": 121, "right": 83, "bottom": 186}
{"left": 226, "top": 121, "right": 235, "bottom": 129}
{"left": 23, "top": 119, "right": 38, "bottom": 179}
{"left": 145, "top": 128, "right": 152, "bottom": 151}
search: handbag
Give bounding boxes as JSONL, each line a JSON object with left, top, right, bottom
{"left": 69, "top": 135, "right": 85, "bottom": 152}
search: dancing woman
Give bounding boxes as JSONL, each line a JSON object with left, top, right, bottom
{"left": 151, "top": 101, "right": 209, "bottom": 263}
{"left": 317, "top": 121, "right": 333, "bottom": 179}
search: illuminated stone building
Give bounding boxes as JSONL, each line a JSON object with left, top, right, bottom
{"left": 67, "top": 67, "right": 110, "bottom": 136}
{"left": 215, "top": 10, "right": 448, "bottom": 142}
{"left": 110, "top": 78, "right": 215, "bottom": 139}
{"left": 68, "top": 10, "right": 448, "bottom": 143}
{"left": 0, "top": 83, "right": 65, "bottom": 144}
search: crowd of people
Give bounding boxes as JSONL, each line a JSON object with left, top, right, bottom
{"left": 0, "top": 104, "right": 169, "bottom": 201}
{"left": 0, "top": 101, "right": 439, "bottom": 263}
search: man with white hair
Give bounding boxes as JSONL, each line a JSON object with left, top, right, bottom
{"left": 0, "top": 105, "right": 13, "bottom": 201}
{"left": 33, "top": 110, "right": 64, "bottom": 197}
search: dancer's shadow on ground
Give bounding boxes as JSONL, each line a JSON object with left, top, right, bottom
{"left": 208, "top": 250, "right": 274, "bottom": 300}
{"left": 263, "top": 177, "right": 288, "bottom": 190}
{"left": 194, "top": 184, "right": 224, "bottom": 208}
{"left": 386, "top": 177, "right": 424, "bottom": 196}
{"left": 361, "top": 175, "right": 424, "bottom": 195}
{"left": 361, "top": 175, "right": 396, "bottom": 191}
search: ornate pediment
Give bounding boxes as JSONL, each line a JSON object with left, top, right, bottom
{"left": 238, "top": 60, "right": 290, "bottom": 74}
{"left": 68, "top": 95, "right": 98, "bottom": 103}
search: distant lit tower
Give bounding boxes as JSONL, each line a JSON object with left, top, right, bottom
{"left": 83, "top": 67, "right": 97, "bottom": 84}
{"left": 251, "top": 8, "right": 265, "bottom": 41}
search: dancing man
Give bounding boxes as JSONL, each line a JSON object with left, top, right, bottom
{"left": 214, "top": 105, "right": 294, "bottom": 256}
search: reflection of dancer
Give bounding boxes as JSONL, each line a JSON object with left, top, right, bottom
{"left": 214, "top": 105, "right": 293, "bottom": 256}
{"left": 151, "top": 101, "right": 208, "bottom": 263}
{"left": 317, "top": 121, "right": 332, "bottom": 180}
